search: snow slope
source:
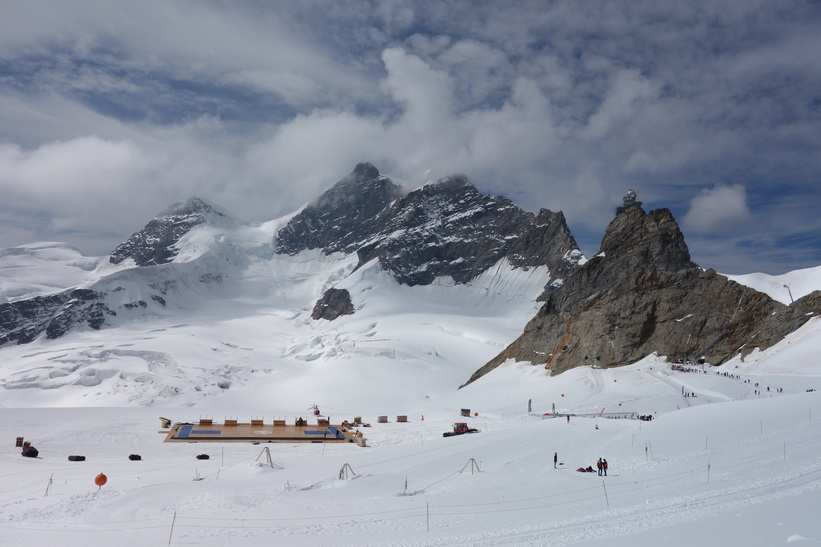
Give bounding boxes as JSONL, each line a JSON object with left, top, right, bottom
{"left": 725, "top": 265, "right": 821, "bottom": 305}
{"left": 0, "top": 242, "right": 109, "bottom": 303}
{"left": 1, "top": 244, "right": 821, "bottom": 544}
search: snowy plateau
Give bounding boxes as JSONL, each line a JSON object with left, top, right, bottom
{"left": 1, "top": 207, "right": 821, "bottom": 545}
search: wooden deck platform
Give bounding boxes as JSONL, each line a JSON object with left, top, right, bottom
{"left": 161, "top": 418, "right": 366, "bottom": 447}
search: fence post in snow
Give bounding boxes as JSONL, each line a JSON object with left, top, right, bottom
{"left": 602, "top": 480, "right": 609, "bottom": 507}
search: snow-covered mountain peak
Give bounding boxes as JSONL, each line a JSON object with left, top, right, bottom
{"left": 158, "top": 195, "right": 231, "bottom": 222}
{"left": 421, "top": 173, "right": 472, "bottom": 192}
{"left": 109, "top": 195, "right": 239, "bottom": 267}
{"left": 276, "top": 163, "right": 403, "bottom": 256}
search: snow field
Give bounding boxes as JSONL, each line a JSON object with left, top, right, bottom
{"left": 1, "top": 365, "right": 821, "bottom": 546}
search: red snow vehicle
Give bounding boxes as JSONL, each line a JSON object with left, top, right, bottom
{"left": 442, "top": 422, "right": 479, "bottom": 437}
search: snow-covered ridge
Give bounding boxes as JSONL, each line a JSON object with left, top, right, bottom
{"left": 0, "top": 246, "right": 551, "bottom": 408}
{"left": 724, "top": 265, "right": 821, "bottom": 304}
{"left": 0, "top": 242, "right": 108, "bottom": 302}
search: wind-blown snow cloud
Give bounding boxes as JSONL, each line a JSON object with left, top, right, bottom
{"left": 0, "top": 0, "right": 819, "bottom": 273}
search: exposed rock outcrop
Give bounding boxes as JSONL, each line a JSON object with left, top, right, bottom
{"left": 465, "top": 205, "right": 821, "bottom": 384}
{"left": 312, "top": 288, "right": 355, "bottom": 321}
{"left": 0, "top": 288, "right": 115, "bottom": 346}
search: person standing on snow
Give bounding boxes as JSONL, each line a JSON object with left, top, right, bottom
{"left": 597, "top": 458, "right": 603, "bottom": 476}
{"left": 602, "top": 458, "right": 608, "bottom": 476}
{"left": 554, "top": 452, "right": 558, "bottom": 469}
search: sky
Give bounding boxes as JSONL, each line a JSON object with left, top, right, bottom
{"left": 1, "top": 0, "right": 820, "bottom": 275}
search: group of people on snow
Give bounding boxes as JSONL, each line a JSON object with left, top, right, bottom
{"left": 571, "top": 456, "right": 609, "bottom": 475}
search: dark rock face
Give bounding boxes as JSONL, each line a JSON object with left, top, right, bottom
{"left": 276, "top": 162, "right": 403, "bottom": 256}
{"left": 356, "top": 175, "right": 580, "bottom": 286}
{"left": 312, "top": 288, "right": 355, "bottom": 321}
{"left": 44, "top": 289, "right": 116, "bottom": 339}
{"left": 465, "top": 205, "right": 821, "bottom": 384}
{"left": 278, "top": 163, "right": 582, "bottom": 287}
{"left": 0, "top": 293, "right": 69, "bottom": 345}
{"left": 110, "top": 196, "right": 227, "bottom": 266}
{"left": 0, "top": 288, "right": 115, "bottom": 346}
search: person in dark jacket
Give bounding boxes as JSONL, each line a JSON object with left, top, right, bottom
{"left": 554, "top": 452, "right": 558, "bottom": 468}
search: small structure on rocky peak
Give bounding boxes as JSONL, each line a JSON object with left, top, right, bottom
{"left": 615, "top": 189, "right": 641, "bottom": 215}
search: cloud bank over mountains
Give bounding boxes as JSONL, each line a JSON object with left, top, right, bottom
{"left": 0, "top": 0, "right": 820, "bottom": 274}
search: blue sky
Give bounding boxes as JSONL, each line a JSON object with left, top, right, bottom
{"left": 0, "top": 0, "right": 819, "bottom": 274}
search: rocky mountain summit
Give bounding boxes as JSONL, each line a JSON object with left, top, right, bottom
{"left": 465, "top": 200, "right": 821, "bottom": 384}
{"left": 110, "top": 196, "right": 233, "bottom": 266}
{"left": 276, "top": 162, "right": 403, "bottom": 256}
{"left": 279, "top": 162, "right": 582, "bottom": 286}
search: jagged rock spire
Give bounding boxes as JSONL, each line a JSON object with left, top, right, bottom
{"left": 464, "top": 204, "right": 818, "bottom": 385}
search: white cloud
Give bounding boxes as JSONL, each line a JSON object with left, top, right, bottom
{"left": 582, "top": 70, "right": 662, "bottom": 141}
{"left": 682, "top": 184, "right": 753, "bottom": 234}
{"left": 0, "top": 1, "right": 819, "bottom": 272}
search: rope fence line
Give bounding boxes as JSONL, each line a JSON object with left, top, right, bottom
{"left": 637, "top": 407, "right": 820, "bottom": 451}
{"left": 4, "top": 449, "right": 817, "bottom": 526}
{"left": 2, "top": 412, "right": 816, "bottom": 507}
{"left": 2, "top": 459, "right": 820, "bottom": 543}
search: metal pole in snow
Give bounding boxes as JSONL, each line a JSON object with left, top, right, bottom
{"left": 168, "top": 511, "right": 176, "bottom": 545}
